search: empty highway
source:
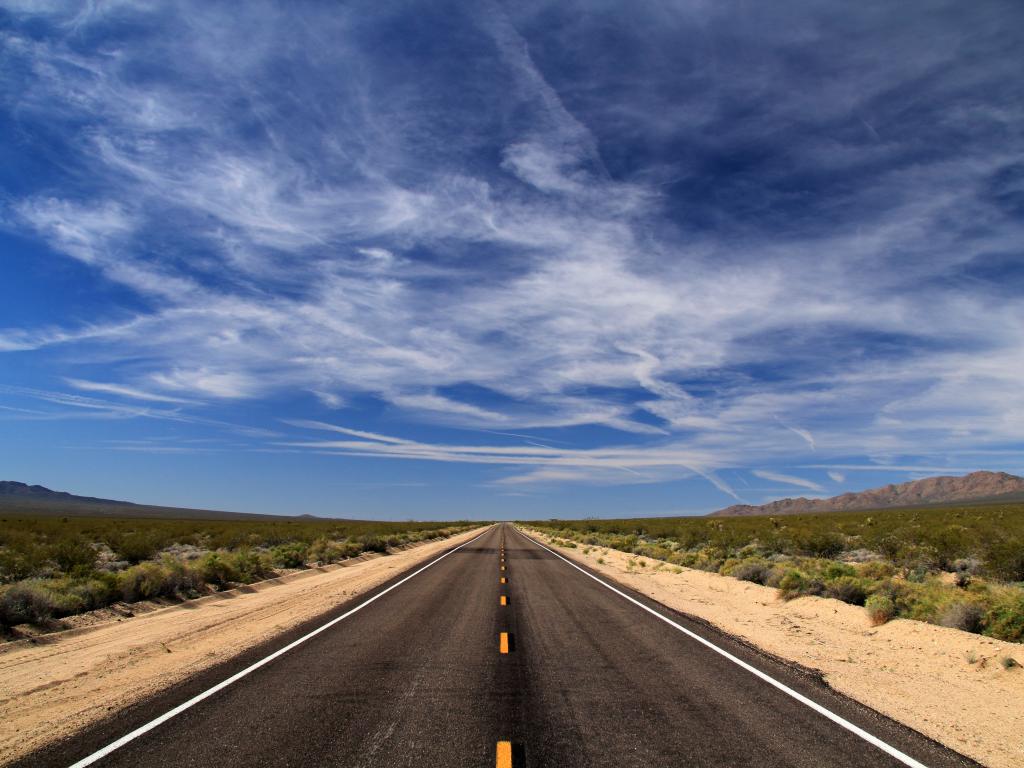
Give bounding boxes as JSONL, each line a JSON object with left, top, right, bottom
{"left": 15, "top": 524, "right": 979, "bottom": 768}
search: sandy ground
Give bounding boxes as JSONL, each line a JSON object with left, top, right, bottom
{"left": 0, "top": 526, "right": 488, "bottom": 765}
{"left": 523, "top": 529, "right": 1024, "bottom": 768}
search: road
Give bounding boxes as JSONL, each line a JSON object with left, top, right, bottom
{"left": 16, "top": 524, "right": 978, "bottom": 768}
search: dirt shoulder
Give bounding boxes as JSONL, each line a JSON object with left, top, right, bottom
{"left": 0, "top": 526, "right": 489, "bottom": 765}
{"left": 521, "top": 528, "right": 1023, "bottom": 768}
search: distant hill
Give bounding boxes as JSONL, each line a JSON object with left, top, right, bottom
{"left": 0, "top": 481, "right": 133, "bottom": 506}
{"left": 710, "top": 471, "right": 1024, "bottom": 517}
{"left": 0, "top": 480, "right": 302, "bottom": 521}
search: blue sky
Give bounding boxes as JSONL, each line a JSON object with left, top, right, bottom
{"left": 1, "top": 1, "right": 1023, "bottom": 520}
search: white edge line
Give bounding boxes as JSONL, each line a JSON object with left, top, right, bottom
{"left": 515, "top": 526, "right": 930, "bottom": 768}
{"left": 67, "top": 526, "right": 494, "bottom": 768}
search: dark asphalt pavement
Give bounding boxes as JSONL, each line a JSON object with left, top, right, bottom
{"left": 16, "top": 524, "right": 980, "bottom": 768}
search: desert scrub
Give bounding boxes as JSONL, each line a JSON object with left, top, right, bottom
{"left": 529, "top": 503, "right": 1024, "bottom": 642}
{"left": 0, "top": 581, "right": 61, "bottom": 624}
{"left": 270, "top": 542, "right": 309, "bottom": 568}
{"left": 939, "top": 602, "right": 985, "bottom": 633}
{"left": 724, "top": 558, "right": 773, "bottom": 585}
{"left": 0, "top": 515, "right": 473, "bottom": 629}
{"left": 983, "top": 590, "right": 1024, "bottom": 642}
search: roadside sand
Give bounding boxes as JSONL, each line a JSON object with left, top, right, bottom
{"left": 0, "top": 526, "right": 488, "bottom": 765}
{"left": 523, "top": 528, "right": 1024, "bottom": 768}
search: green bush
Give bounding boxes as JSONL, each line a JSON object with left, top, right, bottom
{"left": 357, "top": 536, "right": 388, "bottom": 554}
{"left": 51, "top": 538, "right": 96, "bottom": 574}
{"left": 984, "top": 538, "right": 1024, "bottom": 583}
{"left": 67, "top": 574, "right": 118, "bottom": 611}
{"left": 112, "top": 533, "right": 159, "bottom": 564}
{"left": 825, "top": 576, "right": 868, "bottom": 606}
{"left": 985, "top": 592, "right": 1024, "bottom": 642}
{"left": 777, "top": 570, "right": 824, "bottom": 599}
{"left": 792, "top": 531, "right": 845, "bottom": 558}
{"left": 0, "top": 581, "right": 59, "bottom": 625}
{"left": 308, "top": 537, "right": 342, "bottom": 565}
{"left": 859, "top": 561, "right": 896, "bottom": 579}
{"left": 228, "top": 549, "right": 273, "bottom": 581}
{"left": 195, "top": 552, "right": 239, "bottom": 587}
{"left": 117, "top": 562, "right": 174, "bottom": 602}
{"left": 0, "top": 544, "right": 49, "bottom": 582}
{"left": 270, "top": 542, "right": 309, "bottom": 568}
{"left": 865, "top": 594, "right": 896, "bottom": 625}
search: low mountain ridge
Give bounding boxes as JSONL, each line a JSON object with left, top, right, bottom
{"left": 710, "top": 470, "right": 1024, "bottom": 517}
{"left": 0, "top": 480, "right": 358, "bottom": 521}
{"left": 0, "top": 481, "right": 132, "bottom": 506}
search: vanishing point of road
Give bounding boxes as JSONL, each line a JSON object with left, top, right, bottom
{"left": 16, "top": 524, "right": 979, "bottom": 768}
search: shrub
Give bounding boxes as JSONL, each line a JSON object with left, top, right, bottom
{"left": 983, "top": 538, "right": 1024, "bottom": 583}
{"left": 117, "top": 562, "right": 173, "bottom": 602}
{"left": 859, "top": 561, "right": 896, "bottom": 580}
{"left": 113, "top": 534, "right": 159, "bottom": 564}
{"left": 0, "top": 581, "right": 59, "bottom": 625}
{"left": 777, "top": 570, "right": 824, "bottom": 599}
{"left": 984, "top": 592, "right": 1024, "bottom": 643}
{"left": 308, "top": 537, "right": 342, "bottom": 565}
{"left": 270, "top": 543, "right": 309, "bottom": 568}
{"left": 0, "top": 545, "right": 48, "bottom": 582}
{"left": 793, "top": 532, "right": 845, "bottom": 558}
{"left": 229, "top": 549, "right": 272, "bottom": 582}
{"left": 938, "top": 602, "right": 985, "bottom": 633}
{"left": 358, "top": 536, "right": 388, "bottom": 554}
{"left": 825, "top": 577, "right": 868, "bottom": 606}
{"left": 764, "top": 567, "right": 787, "bottom": 588}
{"left": 51, "top": 539, "right": 97, "bottom": 574}
{"left": 865, "top": 594, "right": 896, "bottom": 626}
{"left": 195, "top": 552, "right": 239, "bottom": 587}
{"left": 67, "top": 575, "right": 118, "bottom": 611}
{"left": 730, "top": 560, "right": 772, "bottom": 585}
{"left": 905, "top": 565, "right": 930, "bottom": 583}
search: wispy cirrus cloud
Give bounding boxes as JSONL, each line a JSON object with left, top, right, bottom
{"left": 751, "top": 470, "right": 825, "bottom": 494}
{"left": 0, "top": 1, "right": 1022, "bottom": 509}
{"left": 65, "top": 378, "right": 198, "bottom": 404}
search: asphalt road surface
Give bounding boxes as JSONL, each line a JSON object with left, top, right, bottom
{"left": 17, "top": 524, "right": 980, "bottom": 768}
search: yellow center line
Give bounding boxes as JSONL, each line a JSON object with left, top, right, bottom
{"left": 499, "top": 632, "right": 510, "bottom": 654}
{"left": 496, "top": 741, "right": 512, "bottom": 768}
{"left": 500, "top": 577, "right": 507, "bottom": 584}
{"left": 500, "top": 595, "right": 507, "bottom": 606}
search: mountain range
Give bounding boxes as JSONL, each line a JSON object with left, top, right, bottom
{"left": 709, "top": 470, "right": 1024, "bottom": 517}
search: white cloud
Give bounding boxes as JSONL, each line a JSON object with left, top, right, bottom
{"left": 751, "top": 470, "right": 825, "bottom": 493}
{"left": 65, "top": 378, "right": 197, "bottom": 404}
{"left": 1, "top": 1, "right": 1023, "bottom": 486}
{"left": 150, "top": 369, "right": 255, "bottom": 399}
{"left": 827, "top": 471, "right": 846, "bottom": 483}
